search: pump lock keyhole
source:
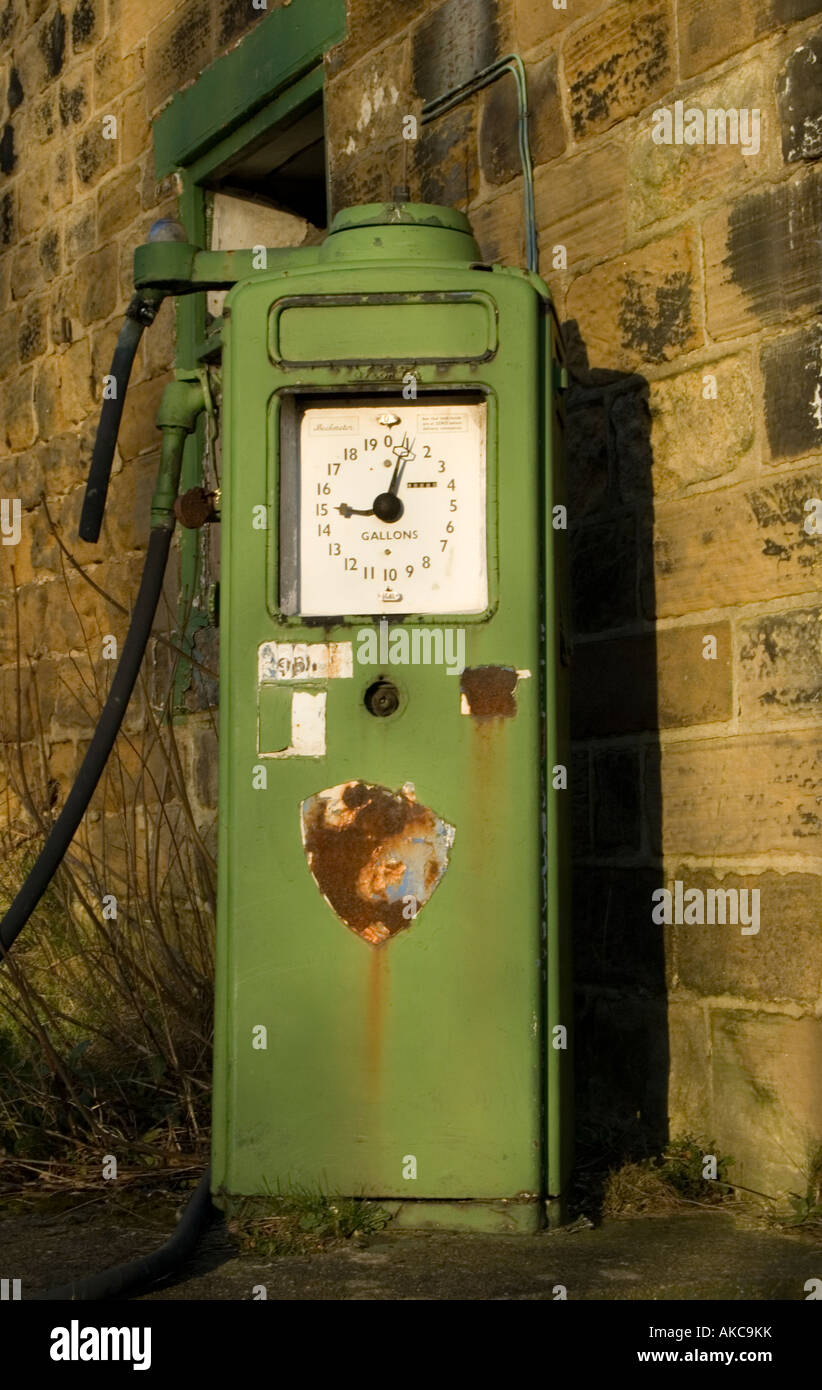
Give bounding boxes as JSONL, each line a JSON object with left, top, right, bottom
{"left": 364, "top": 679, "right": 401, "bottom": 717}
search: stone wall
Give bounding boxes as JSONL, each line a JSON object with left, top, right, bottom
{"left": 0, "top": 1, "right": 270, "bottom": 853}
{"left": 1, "top": 0, "right": 821, "bottom": 1197}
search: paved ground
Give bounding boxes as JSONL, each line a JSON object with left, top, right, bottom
{"left": 2, "top": 1200, "right": 819, "bottom": 1300}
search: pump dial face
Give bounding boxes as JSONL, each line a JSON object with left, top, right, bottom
{"left": 292, "top": 400, "right": 487, "bottom": 616}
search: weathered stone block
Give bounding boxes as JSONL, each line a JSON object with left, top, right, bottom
{"left": 479, "top": 52, "right": 564, "bottom": 186}
{"left": 58, "top": 73, "right": 89, "bottom": 128}
{"left": 140, "top": 296, "right": 175, "bottom": 379}
{"left": 667, "top": 1001, "right": 711, "bottom": 1140}
{"left": 760, "top": 321, "right": 822, "bottom": 462}
{"left": 514, "top": 0, "right": 599, "bottom": 50}
{"left": 0, "top": 187, "right": 15, "bottom": 247}
{"left": 117, "top": 375, "right": 170, "bottom": 460}
{"left": 0, "top": 304, "right": 20, "bottom": 378}
{"left": 71, "top": 0, "right": 100, "bottom": 53}
{"left": 48, "top": 276, "right": 79, "bottom": 348}
{"left": 627, "top": 59, "right": 776, "bottom": 234}
{"left": 61, "top": 335, "right": 93, "bottom": 423}
{"left": 648, "top": 731, "right": 822, "bottom": 857}
{"left": 145, "top": 0, "right": 213, "bottom": 112}
{"left": 75, "top": 118, "right": 117, "bottom": 186}
{"left": 528, "top": 51, "right": 566, "bottom": 167}
{"left": 414, "top": 103, "right": 477, "bottom": 208}
{"left": 412, "top": 0, "right": 500, "bottom": 103}
{"left": 120, "top": 0, "right": 181, "bottom": 55}
{"left": 92, "top": 33, "right": 142, "bottom": 107}
{"left": 703, "top": 171, "right": 822, "bottom": 340}
{"left": 16, "top": 512, "right": 59, "bottom": 583}
{"left": 564, "top": 0, "right": 673, "bottom": 141}
{"left": 0, "top": 119, "right": 17, "bottom": 177}
{"left": 75, "top": 242, "right": 117, "bottom": 323}
{"left": 737, "top": 606, "right": 822, "bottom": 725}
{"left": 645, "top": 355, "right": 756, "bottom": 498}
{"left": 0, "top": 1, "right": 21, "bottom": 46}
{"left": 39, "top": 225, "right": 61, "bottom": 279}
{"left": 104, "top": 452, "right": 158, "bottom": 551}
{"left": 53, "top": 146, "right": 72, "bottom": 214}
{"left": 65, "top": 200, "right": 96, "bottom": 262}
{"left": 0, "top": 668, "right": 36, "bottom": 742}
{"left": 710, "top": 1009, "right": 822, "bottom": 1196}
{"left": 778, "top": 28, "right": 822, "bottom": 164}
{"left": 678, "top": 0, "right": 822, "bottom": 80}
{"left": 644, "top": 467, "right": 822, "bottom": 618}
{"left": 566, "top": 229, "right": 702, "bottom": 370}
{"left": 326, "top": 0, "right": 410, "bottom": 72}
{"left": 18, "top": 431, "right": 84, "bottom": 506}
{"left": 120, "top": 84, "right": 148, "bottom": 164}
{"left": 0, "top": 251, "right": 10, "bottom": 313}
{"left": 18, "top": 297, "right": 47, "bottom": 363}
{"left": 326, "top": 41, "right": 407, "bottom": 168}
{"left": 51, "top": 654, "right": 98, "bottom": 735}
{"left": 673, "top": 868, "right": 822, "bottom": 1003}
{"left": 12, "top": 240, "right": 42, "bottom": 299}
{"left": 6, "top": 64, "right": 23, "bottom": 114}
{"left": 34, "top": 94, "right": 57, "bottom": 142}
{"left": 34, "top": 351, "right": 64, "bottom": 436}
{"left": 328, "top": 149, "right": 392, "bottom": 219}
{"left": 18, "top": 144, "right": 53, "bottom": 235}
{"left": 98, "top": 163, "right": 142, "bottom": 241}
{"left": 90, "top": 317, "right": 121, "bottom": 394}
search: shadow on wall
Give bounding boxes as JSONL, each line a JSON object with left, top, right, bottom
{"left": 562, "top": 319, "right": 668, "bottom": 1212}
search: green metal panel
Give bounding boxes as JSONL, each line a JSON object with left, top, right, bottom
{"left": 271, "top": 296, "right": 497, "bottom": 364}
{"left": 210, "top": 206, "right": 570, "bottom": 1220}
{"left": 152, "top": 0, "right": 346, "bottom": 177}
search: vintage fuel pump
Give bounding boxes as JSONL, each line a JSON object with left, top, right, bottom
{"left": 2, "top": 198, "right": 571, "bottom": 1245}
{"left": 210, "top": 200, "right": 571, "bottom": 1232}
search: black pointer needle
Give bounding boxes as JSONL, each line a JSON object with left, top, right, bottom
{"left": 335, "top": 503, "right": 374, "bottom": 517}
{"left": 373, "top": 435, "right": 415, "bottom": 522}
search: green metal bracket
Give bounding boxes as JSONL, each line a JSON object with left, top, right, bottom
{"left": 133, "top": 202, "right": 484, "bottom": 301}
{"left": 152, "top": 0, "right": 346, "bottom": 178}
{"left": 133, "top": 242, "right": 323, "bottom": 295}
{"left": 151, "top": 373, "right": 206, "bottom": 528}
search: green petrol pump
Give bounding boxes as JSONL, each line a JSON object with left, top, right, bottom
{"left": 135, "top": 199, "right": 571, "bottom": 1233}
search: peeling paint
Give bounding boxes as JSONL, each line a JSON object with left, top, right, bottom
{"left": 460, "top": 665, "right": 529, "bottom": 719}
{"left": 258, "top": 641, "right": 353, "bottom": 683}
{"left": 260, "top": 691, "right": 326, "bottom": 759}
{"left": 301, "top": 781, "right": 455, "bottom": 946}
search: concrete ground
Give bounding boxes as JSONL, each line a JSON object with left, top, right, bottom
{"left": 2, "top": 1200, "right": 819, "bottom": 1300}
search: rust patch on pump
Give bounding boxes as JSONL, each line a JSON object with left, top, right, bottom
{"left": 300, "top": 781, "right": 455, "bottom": 947}
{"left": 460, "top": 665, "right": 518, "bottom": 719}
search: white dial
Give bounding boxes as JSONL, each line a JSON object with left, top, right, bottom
{"left": 292, "top": 400, "right": 487, "bottom": 616}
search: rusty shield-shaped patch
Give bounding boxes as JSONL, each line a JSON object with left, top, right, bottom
{"left": 300, "top": 781, "right": 455, "bottom": 946}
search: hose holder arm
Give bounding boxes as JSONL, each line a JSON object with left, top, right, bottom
{"left": 151, "top": 374, "right": 208, "bottom": 530}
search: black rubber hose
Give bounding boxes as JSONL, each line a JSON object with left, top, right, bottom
{"left": 32, "top": 1168, "right": 214, "bottom": 1301}
{"left": 79, "top": 295, "right": 161, "bottom": 544}
{"left": 0, "top": 525, "right": 173, "bottom": 957}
